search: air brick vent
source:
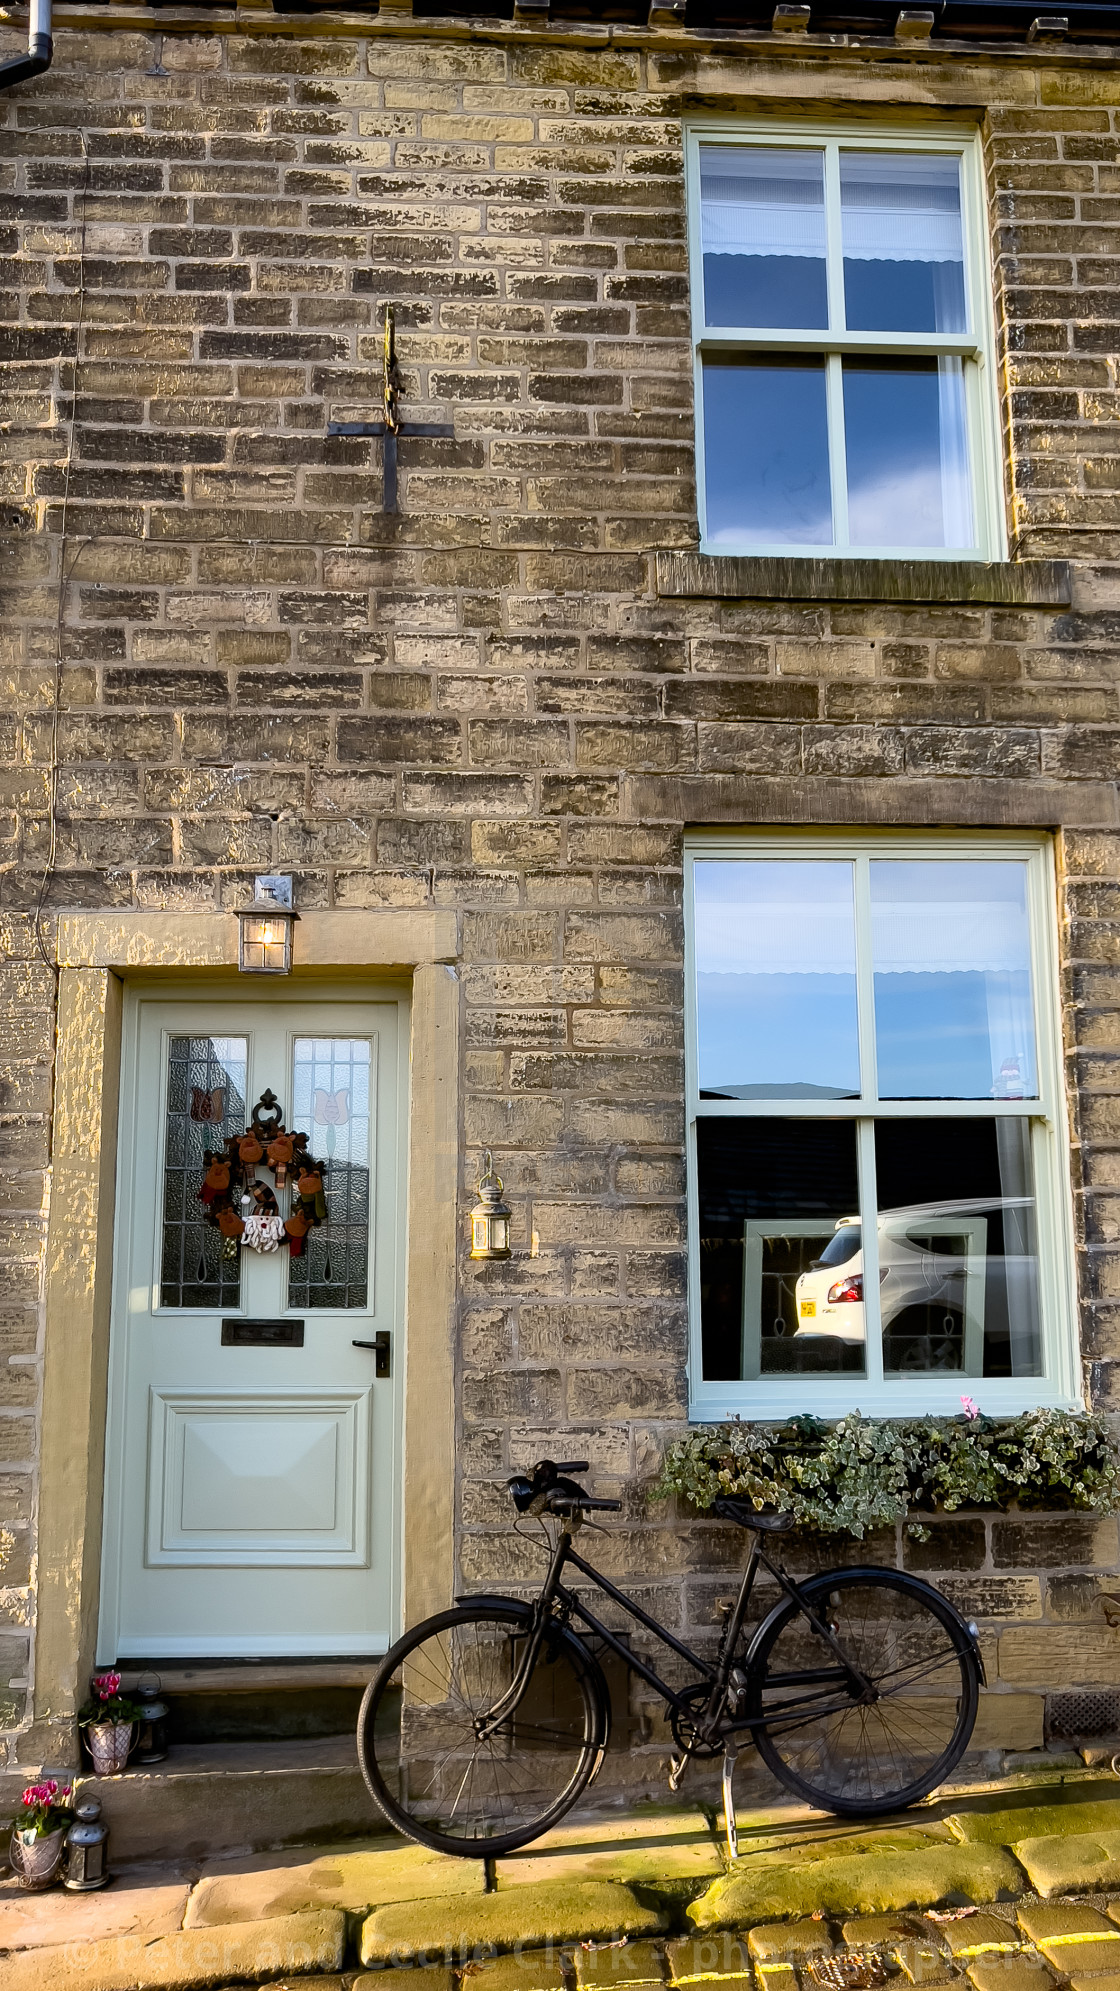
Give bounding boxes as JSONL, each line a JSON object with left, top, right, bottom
{"left": 1048, "top": 1690, "right": 1120, "bottom": 1741}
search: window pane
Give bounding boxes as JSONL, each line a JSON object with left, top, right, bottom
{"left": 841, "top": 151, "right": 967, "bottom": 334}
{"left": 703, "top": 359, "right": 831, "bottom": 548}
{"left": 695, "top": 859, "right": 860, "bottom": 1100}
{"left": 871, "top": 860, "right": 1038, "bottom": 1100}
{"left": 698, "top": 1119, "right": 864, "bottom": 1381}
{"left": 700, "top": 144, "right": 828, "bottom": 329}
{"left": 288, "top": 1038, "right": 371, "bottom": 1310}
{"left": 161, "top": 1035, "right": 247, "bottom": 1309}
{"left": 875, "top": 1118, "right": 1042, "bottom": 1377}
{"left": 843, "top": 357, "right": 974, "bottom": 549}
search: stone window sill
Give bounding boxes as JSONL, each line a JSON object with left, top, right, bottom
{"left": 655, "top": 551, "right": 1072, "bottom": 607}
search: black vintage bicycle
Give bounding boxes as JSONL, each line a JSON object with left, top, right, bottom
{"left": 357, "top": 1458, "right": 983, "bottom": 1860}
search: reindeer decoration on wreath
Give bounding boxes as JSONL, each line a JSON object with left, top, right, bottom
{"left": 198, "top": 1089, "right": 328, "bottom": 1259}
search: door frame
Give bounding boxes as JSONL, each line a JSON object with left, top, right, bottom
{"left": 30, "top": 909, "right": 459, "bottom": 1758}
{"left": 98, "top": 982, "right": 409, "bottom": 1664}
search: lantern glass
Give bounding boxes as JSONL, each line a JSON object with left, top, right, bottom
{"left": 239, "top": 911, "right": 293, "bottom": 975}
{"left": 238, "top": 876, "right": 297, "bottom": 975}
{"left": 469, "top": 1151, "right": 512, "bottom": 1260}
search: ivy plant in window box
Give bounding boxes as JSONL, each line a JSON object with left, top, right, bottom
{"left": 654, "top": 1408, "right": 1120, "bottom": 1539}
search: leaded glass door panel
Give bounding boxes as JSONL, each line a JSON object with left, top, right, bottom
{"left": 99, "top": 989, "right": 406, "bottom": 1662}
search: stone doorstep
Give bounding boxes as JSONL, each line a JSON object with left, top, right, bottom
{"left": 70, "top": 1735, "right": 387, "bottom": 1862}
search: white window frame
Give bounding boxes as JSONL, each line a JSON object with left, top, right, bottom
{"left": 685, "top": 830, "right": 1080, "bottom": 1422}
{"left": 685, "top": 117, "right": 1006, "bottom": 563}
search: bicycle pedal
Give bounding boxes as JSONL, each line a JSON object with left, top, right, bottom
{"left": 668, "top": 1753, "right": 688, "bottom": 1792}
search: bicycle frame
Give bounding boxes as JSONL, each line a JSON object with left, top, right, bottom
{"left": 477, "top": 1520, "right": 873, "bottom": 1748}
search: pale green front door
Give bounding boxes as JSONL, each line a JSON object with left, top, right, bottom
{"left": 99, "top": 988, "right": 405, "bottom": 1660}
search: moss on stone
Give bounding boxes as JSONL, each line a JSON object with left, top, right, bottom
{"left": 360, "top": 1880, "right": 669, "bottom": 1967}
{"left": 949, "top": 1800, "right": 1120, "bottom": 1848}
{"left": 1013, "top": 1830, "right": 1120, "bottom": 1902}
{"left": 687, "top": 1846, "right": 1025, "bottom": 1932}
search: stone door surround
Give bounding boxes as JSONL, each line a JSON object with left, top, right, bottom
{"left": 31, "top": 908, "right": 459, "bottom": 1763}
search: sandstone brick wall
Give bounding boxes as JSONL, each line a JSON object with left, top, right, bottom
{"left": 4, "top": 13, "right": 1120, "bottom": 1771}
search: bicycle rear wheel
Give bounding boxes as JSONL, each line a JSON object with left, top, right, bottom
{"left": 747, "top": 1567, "right": 978, "bottom": 1816}
{"left": 357, "top": 1601, "right": 607, "bottom": 1857}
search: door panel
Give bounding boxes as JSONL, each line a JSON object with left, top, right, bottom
{"left": 99, "top": 991, "right": 405, "bottom": 1661}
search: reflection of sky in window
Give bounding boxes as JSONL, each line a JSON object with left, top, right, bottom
{"left": 704, "top": 360, "right": 831, "bottom": 547}
{"left": 695, "top": 860, "right": 860, "bottom": 1097}
{"left": 870, "top": 862, "right": 1037, "bottom": 1099}
{"left": 844, "top": 360, "right": 973, "bottom": 549}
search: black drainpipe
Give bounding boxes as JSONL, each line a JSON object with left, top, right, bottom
{"left": 0, "top": 0, "right": 52, "bottom": 89}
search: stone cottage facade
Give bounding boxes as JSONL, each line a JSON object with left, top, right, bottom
{"left": 2, "top": 0, "right": 1120, "bottom": 1796}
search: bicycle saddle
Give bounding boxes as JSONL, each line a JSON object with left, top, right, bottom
{"left": 712, "top": 1497, "right": 796, "bottom": 1531}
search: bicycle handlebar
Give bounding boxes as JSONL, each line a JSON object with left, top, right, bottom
{"left": 507, "top": 1458, "right": 619, "bottom": 1516}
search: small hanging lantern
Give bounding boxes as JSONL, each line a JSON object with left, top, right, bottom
{"left": 470, "top": 1150, "right": 511, "bottom": 1260}
{"left": 63, "top": 1799, "right": 110, "bottom": 1892}
{"left": 133, "top": 1674, "right": 169, "bottom": 1763}
{"left": 238, "top": 875, "right": 298, "bottom": 976}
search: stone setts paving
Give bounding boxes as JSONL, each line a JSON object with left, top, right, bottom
{"left": 17, "top": 1774, "right": 1120, "bottom": 1989}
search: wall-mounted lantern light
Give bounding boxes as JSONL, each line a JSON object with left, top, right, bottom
{"left": 470, "top": 1150, "right": 511, "bottom": 1260}
{"left": 238, "top": 875, "right": 298, "bottom": 976}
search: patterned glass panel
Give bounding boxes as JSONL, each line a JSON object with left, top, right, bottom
{"left": 288, "top": 1038, "right": 371, "bottom": 1311}
{"left": 161, "top": 1036, "right": 248, "bottom": 1309}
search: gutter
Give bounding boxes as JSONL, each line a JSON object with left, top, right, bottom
{"left": 0, "top": 0, "right": 52, "bottom": 89}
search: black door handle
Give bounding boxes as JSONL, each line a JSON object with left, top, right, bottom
{"left": 353, "top": 1332, "right": 391, "bottom": 1378}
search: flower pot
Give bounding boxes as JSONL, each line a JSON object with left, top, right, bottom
{"left": 9, "top": 1824, "right": 66, "bottom": 1890}
{"left": 84, "top": 1720, "right": 134, "bottom": 1775}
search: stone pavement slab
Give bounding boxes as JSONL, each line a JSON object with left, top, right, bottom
{"left": 1017, "top": 1904, "right": 1120, "bottom": 1972}
{"left": 0, "top": 1906, "right": 346, "bottom": 1991}
{"left": 498, "top": 1808, "right": 722, "bottom": 1887}
{"left": 0, "top": 1868, "right": 191, "bottom": 1951}
{"left": 966, "top": 1963, "right": 1054, "bottom": 1991}
{"left": 950, "top": 1800, "right": 1120, "bottom": 1847}
{"left": 939, "top": 1914, "right": 1018, "bottom": 1957}
{"left": 747, "top": 1923, "right": 834, "bottom": 1961}
{"left": 352, "top": 1975, "right": 453, "bottom": 1991}
{"left": 353, "top": 1973, "right": 453, "bottom": 1991}
{"left": 471, "top": 1948, "right": 568, "bottom": 1991}
{"left": 361, "top": 1879, "right": 670, "bottom": 1967}
{"left": 184, "top": 1834, "right": 483, "bottom": 1927}
{"left": 574, "top": 1937, "right": 668, "bottom": 1985}
{"left": 1013, "top": 1830, "right": 1120, "bottom": 1899}
{"left": 688, "top": 1846, "right": 1024, "bottom": 1930}
{"left": 841, "top": 1916, "right": 929, "bottom": 1945}
{"left": 666, "top": 1934, "right": 751, "bottom": 1988}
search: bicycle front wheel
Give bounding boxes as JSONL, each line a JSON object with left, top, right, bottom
{"left": 357, "top": 1602, "right": 606, "bottom": 1857}
{"left": 747, "top": 1567, "right": 979, "bottom": 1816}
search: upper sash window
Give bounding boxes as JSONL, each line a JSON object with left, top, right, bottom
{"left": 687, "top": 123, "right": 1003, "bottom": 560}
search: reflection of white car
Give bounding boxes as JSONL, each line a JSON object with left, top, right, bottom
{"left": 793, "top": 1200, "right": 1027, "bottom": 1372}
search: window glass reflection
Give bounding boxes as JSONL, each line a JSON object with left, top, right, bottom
{"left": 700, "top": 145, "right": 828, "bottom": 329}
{"left": 161, "top": 1035, "right": 247, "bottom": 1309}
{"left": 698, "top": 1119, "right": 864, "bottom": 1381}
{"left": 843, "top": 357, "right": 973, "bottom": 549}
{"left": 871, "top": 861, "right": 1038, "bottom": 1099}
{"left": 695, "top": 859, "right": 860, "bottom": 1100}
{"left": 874, "top": 1118, "right": 1041, "bottom": 1377}
{"left": 703, "top": 358, "right": 832, "bottom": 548}
{"left": 289, "top": 1037, "right": 372, "bottom": 1310}
{"left": 841, "top": 151, "right": 966, "bottom": 334}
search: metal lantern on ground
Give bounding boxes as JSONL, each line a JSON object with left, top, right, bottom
{"left": 63, "top": 1801, "right": 110, "bottom": 1892}
{"left": 238, "top": 875, "right": 298, "bottom": 976}
{"left": 470, "top": 1151, "right": 511, "bottom": 1260}
{"left": 133, "top": 1675, "right": 169, "bottom": 1764}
